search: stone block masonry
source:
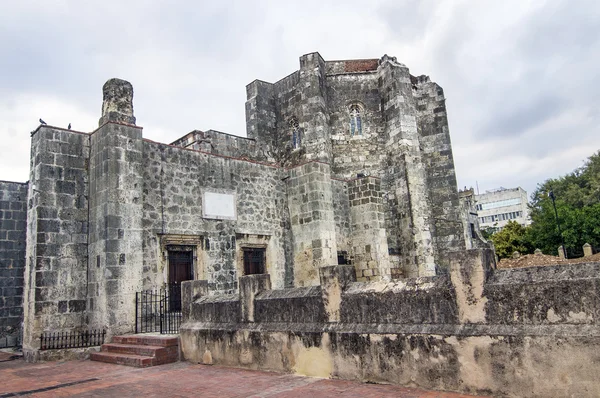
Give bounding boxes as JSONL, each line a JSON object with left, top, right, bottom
{"left": 140, "top": 140, "right": 290, "bottom": 293}
{"left": 181, "top": 250, "right": 600, "bottom": 398}
{"left": 87, "top": 79, "right": 144, "bottom": 338}
{"left": 348, "top": 176, "right": 390, "bottom": 281}
{"left": 22, "top": 126, "right": 90, "bottom": 360}
{"left": 247, "top": 52, "right": 468, "bottom": 278}
{"left": 414, "top": 75, "right": 465, "bottom": 268}
{"left": 286, "top": 162, "right": 337, "bottom": 286}
{"left": 87, "top": 122, "right": 144, "bottom": 337}
{"left": 0, "top": 181, "right": 27, "bottom": 346}
{"left": 11, "top": 52, "right": 479, "bottom": 363}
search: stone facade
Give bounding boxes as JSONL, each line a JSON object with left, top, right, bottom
{"left": 245, "top": 53, "right": 465, "bottom": 278}
{"left": 22, "top": 126, "right": 90, "bottom": 357}
{"left": 6, "top": 53, "right": 475, "bottom": 361}
{"left": 0, "top": 181, "right": 27, "bottom": 347}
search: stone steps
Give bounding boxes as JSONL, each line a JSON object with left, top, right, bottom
{"left": 90, "top": 334, "right": 179, "bottom": 368}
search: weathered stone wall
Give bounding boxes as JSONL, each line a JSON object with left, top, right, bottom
{"left": 246, "top": 79, "right": 278, "bottom": 143}
{"left": 331, "top": 179, "right": 350, "bottom": 255}
{"left": 246, "top": 74, "right": 303, "bottom": 166}
{"left": 248, "top": 53, "right": 333, "bottom": 166}
{"left": 87, "top": 122, "right": 144, "bottom": 337}
{"left": 415, "top": 75, "right": 465, "bottom": 267}
{"left": 255, "top": 286, "right": 325, "bottom": 323}
{"left": 141, "top": 141, "right": 290, "bottom": 293}
{"left": 181, "top": 250, "right": 600, "bottom": 397}
{"left": 0, "top": 181, "right": 27, "bottom": 346}
{"left": 485, "top": 262, "right": 600, "bottom": 324}
{"left": 340, "top": 276, "right": 457, "bottom": 324}
{"left": 286, "top": 162, "right": 337, "bottom": 287}
{"left": 170, "top": 130, "right": 260, "bottom": 161}
{"left": 22, "top": 127, "right": 90, "bottom": 358}
{"left": 190, "top": 294, "right": 239, "bottom": 324}
{"left": 348, "top": 177, "right": 390, "bottom": 281}
{"left": 327, "top": 71, "right": 384, "bottom": 179}
{"left": 379, "top": 57, "right": 436, "bottom": 278}
{"left": 246, "top": 53, "right": 467, "bottom": 280}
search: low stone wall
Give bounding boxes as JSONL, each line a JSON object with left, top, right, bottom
{"left": 25, "top": 346, "right": 100, "bottom": 362}
{"left": 180, "top": 249, "right": 600, "bottom": 397}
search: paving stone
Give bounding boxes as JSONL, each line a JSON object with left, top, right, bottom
{"left": 0, "top": 358, "right": 487, "bottom": 397}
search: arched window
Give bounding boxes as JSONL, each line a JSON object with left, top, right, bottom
{"left": 349, "top": 104, "right": 362, "bottom": 136}
{"left": 289, "top": 117, "right": 301, "bottom": 149}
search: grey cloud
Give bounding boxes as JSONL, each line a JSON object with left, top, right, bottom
{"left": 517, "top": 0, "right": 600, "bottom": 58}
{"left": 378, "top": 0, "right": 436, "bottom": 41}
{"left": 483, "top": 95, "right": 565, "bottom": 138}
{"left": 1, "top": 0, "right": 599, "bottom": 196}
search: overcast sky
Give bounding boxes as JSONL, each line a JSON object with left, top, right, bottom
{"left": 1, "top": 0, "right": 598, "bottom": 200}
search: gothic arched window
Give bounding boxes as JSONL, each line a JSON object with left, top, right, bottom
{"left": 349, "top": 104, "right": 362, "bottom": 136}
{"left": 289, "top": 117, "right": 301, "bottom": 149}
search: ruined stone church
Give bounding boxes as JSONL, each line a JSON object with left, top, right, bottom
{"left": 2, "top": 52, "right": 596, "bottom": 397}
{"left": 3, "top": 52, "right": 466, "bottom": 354}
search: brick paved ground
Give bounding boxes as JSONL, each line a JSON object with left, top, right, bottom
{"left": 0, "top": 357, "right": 489, "bottom": 397}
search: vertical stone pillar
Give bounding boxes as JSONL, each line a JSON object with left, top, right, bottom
{"left": 181, "top": 280, "right": 208, "bottom": 322}
{"left": 88, "top": 79, "right": 144, "bottom": 337}
{"left": 0, "top": 182, "right": 27, "bottom": 348}
{"left": 414, "top": 75, "right": 465, "bottom": 267}
{"left": 449, "top": 249, "right": 495, "bottom": 324}
{"left": 378, "top": 55, "right": 436, "bottom": 277}
{"left": 319, "top": 265, "right": 356, "bottom": 323}
{"left": 245, "top": 80, "right": 276, "bottom": 141}
{"left": 558, "top": 246, "right": 566, "bottom": 259}
{"left": 239, "top": 274, "right": 271, "bottom": 322}
{"left": 286, "top": 162, "right": 337, "bottom": 286}
{"left": 583, "top": 243, "right": 593, "bottom": 257}
{"left": 99, "top": 78, "right": 136, "bottom": 126}
{"left": 297, "top": 52, "right": 332, "bottom": 164}
{"left": 348, "top": 176, "right": 390, "bottom": 281}
{"left": 22, "top": 125, "right": 90, "bottom": 361}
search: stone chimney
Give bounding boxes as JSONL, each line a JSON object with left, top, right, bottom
{"left": 99, "top": 78, "right": 136, "bottom": 126}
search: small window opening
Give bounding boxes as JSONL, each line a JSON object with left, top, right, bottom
{"left": 349, "top": 104, "right": 362, "bottom": 136}
{"left": 337, "top": 251, "right": 351, "bottom": 265}
{"left": 289, "top": 117, "right": 301, "bottom": 149}
{"left": 243, "top": 248, "right": 266, "bottom": 275}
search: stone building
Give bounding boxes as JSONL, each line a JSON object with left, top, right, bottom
{"left": 2, "top": 52, "right": 600, "bottom": 397}
{"left": 2, "top": 52, "right": 468, "bottom": 359}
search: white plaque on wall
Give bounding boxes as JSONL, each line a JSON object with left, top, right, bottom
{"left": 203, "top": 191, "right": 237, "bottom": 220}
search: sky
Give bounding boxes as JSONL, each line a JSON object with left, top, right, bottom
{"left": 1, "top": 0, "right": 599, "bottom": 200}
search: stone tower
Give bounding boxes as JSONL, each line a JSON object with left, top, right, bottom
{"left": 88, "top": 78, "right": 144, "bottom": 336}
{"left": 246, "top": 52, "right": 465, "bottom": 279}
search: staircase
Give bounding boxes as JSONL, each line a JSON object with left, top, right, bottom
{"left": 90, "top": 334, "right": 179, "bottom": 368}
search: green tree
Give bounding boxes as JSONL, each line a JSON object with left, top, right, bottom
{"left": 527, "top": 151, "right": 600, "bottom": 257}
{"left": 480, "top": 226, "right": 496, "bottom": 241}
{"left": 490, "top": 220, "right": 531, "bottom": 259}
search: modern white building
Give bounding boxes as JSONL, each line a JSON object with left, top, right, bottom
{"left": 475, "top": 187, "right": 530, "bottom": 231}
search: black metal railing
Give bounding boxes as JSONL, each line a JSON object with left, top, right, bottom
{"left": 135, "top": 284, "right": 182, "bottom": 334}
{"left": 40, "top": 329, "right": 105, "bottom": 350}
